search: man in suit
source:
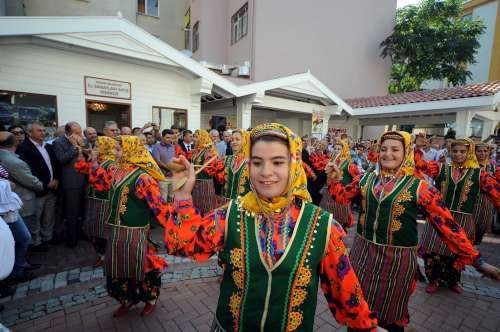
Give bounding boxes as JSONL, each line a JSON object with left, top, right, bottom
{"left": 16, "top": 122, "right": 60, "bottom": 249}
{"left": 175, "top": 129, "right": 194, "bottom": 158}
{"left": 0, "top": 132, "right": 42, "bottom": 281}
{"left": 51, "top": 122, "right": 87, "bottom": 248}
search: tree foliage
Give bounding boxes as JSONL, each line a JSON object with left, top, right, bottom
{"left": 381, "top": 0, "right": 485, "bottom": 93}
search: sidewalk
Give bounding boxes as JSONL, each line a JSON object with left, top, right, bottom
{"left": 2, "top": 222, "right": 500, "bottom": 331}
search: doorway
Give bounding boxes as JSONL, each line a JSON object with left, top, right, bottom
{"left": 86, "top": 100, "right": 131, "bottom": 132}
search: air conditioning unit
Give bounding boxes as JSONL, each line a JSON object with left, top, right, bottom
{"left": 221, "top": 65, "right": 232, "bottom": 75}
{"left": 237, "top": 65, "right": 250, "bottom": 76}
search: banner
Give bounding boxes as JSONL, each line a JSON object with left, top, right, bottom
{"left": 312, "top": 110, "right": 325, "bottom": 134}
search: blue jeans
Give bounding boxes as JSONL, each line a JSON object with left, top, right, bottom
{"left": 8, "top": 217, "right": 32, "bottom": 277}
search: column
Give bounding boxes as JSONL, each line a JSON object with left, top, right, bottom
{"left": 236, "top": 99, "right": 252, "bottom": 130}
{"left": 454, "top": 111, "right": 475, "bottom": 138}
{"left": 481, "top": 119, "right": 495, "bottom": 140}
{"left": 320, "top": 114, "right": 331, "bottom": 138}
{"left": 189, "top": 78, "right": 213, "bottom": 130}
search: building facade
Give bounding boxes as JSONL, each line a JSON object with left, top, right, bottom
{"left": 187, "top": 0, "right": 396, "bottom": 99}
{"left": 463, "top": 0, "right": 500, "bottom": 83}
{"left": 3, "top": 0, "right": 189, "bottom": 50}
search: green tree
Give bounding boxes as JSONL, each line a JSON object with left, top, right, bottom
{"left": 381, "top": 0, "right": 485, "bottom": 94}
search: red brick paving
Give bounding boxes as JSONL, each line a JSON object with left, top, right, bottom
{"left": 7, "top": 275, "right": 500, "bottom": 332}
{"left": 6, "top": 217, "right": 500, "bottom": 331}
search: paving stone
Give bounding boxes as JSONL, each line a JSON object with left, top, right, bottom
{"left": 80, "top": 271, "right": 92, "bottom": 282}
{"left": 81, "top": 266, "right": 93, "bottom": 272}
{"left": 29, "top": 278, "right": 42, "bottom": 289}
{"left": 30, "top": 311, "right": 45, "bottom": 320}
{"left": 47, "top": 299, "right": 60, "bottom": 307}
{"left": 0, "top": 296, "right": 12, "bottom": 304}
{"left": 40, "top": 279, "right": 54, "bottom": 292}
{"left": 14, "top": 317, "right": 30, "bottom": 325}
{"left": 33, "top": 305, "right": 46, "bottom": 313}
{"left": 92, "top": 269, "right": 104, "bottom": 279}
{"left": 60, "top": 294, "right": 73, "bottom": 302}
{"left": 55, "top": 271, "right": 68, "bottom": 280}
{"left": 67, "top": 278, "right": 80, "bottom": 285}
{"left": 63, "top": 302, "right": 76, "bottom": 309}
{"left": 13, "top": 289, "right": 27, "bottom": 299}
{"left": 19, "top": 310, "right": 33, "bottom": 319}
{"left": 46, "top": 305, "right": 64, "bottom": 314}
{"left": 69, "top": 268, "right": 80, "bottom": 275}
{"left": 42, "top": 273, "right": 55, "bottom": 280}
{"left": 54, "top": 279, "right": 67, "bottom": 289}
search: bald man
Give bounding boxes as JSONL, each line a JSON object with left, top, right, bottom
{"left": 84, "top": 127, "right": 97, "bottom": 149}
{"left": 120, "top": 126, "right": 132, "bottom": 136}
{"left": 103, "top": 121, "right": 120, "bottom": 138}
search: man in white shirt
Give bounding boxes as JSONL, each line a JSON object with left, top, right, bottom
{"left": 16, "top": 122, "right": 59, "bottom": 250}
{"left": 211, "top": 129, "right": 227, "bottom": 157}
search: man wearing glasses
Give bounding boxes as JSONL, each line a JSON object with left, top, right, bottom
{"left": 7, "top": 125, "right": 25, "bottom": 148}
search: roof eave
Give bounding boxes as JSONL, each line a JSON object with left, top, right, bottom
{"left": 350, "top": 95, "right": 496, "bottom": 117}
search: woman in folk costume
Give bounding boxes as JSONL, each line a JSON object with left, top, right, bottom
{"left": 160, "top": 123, "right": 379, "bottom": 331}
{"left": 75, "top": 136, "right": 116, "bottom": 267}
{"left": 307, "top": 141, "right": 330, "bottom": 205}
{"left": 328, "top": 131, "right": 500, "bottom": 332}
{"left": 88, "top": 135, "right": 168, "bottom": 317}
{"left": 319, "top": 139, "right": 360, "bottom": 230}
{"left": 220, "top": 129, "right": 251, "bottom": 201}
{"left": 472, "top": 142, "right": 498, "bottom": 244}
{"left": 191, "top": 129, "right": 225, "bottom": 215}
{"left": 418, "top": 138, "right": 500, "bottom": 294}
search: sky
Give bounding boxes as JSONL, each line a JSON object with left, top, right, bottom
{"left": 397, "top": 0, "right": 420, "bottom": 8}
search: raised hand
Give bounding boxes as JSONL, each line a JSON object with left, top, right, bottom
{"left": 172, "top": 156, "right": 195, "bottom": 200}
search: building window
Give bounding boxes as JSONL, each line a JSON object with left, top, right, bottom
{"left": 184, "top": 8, "right": 191, "bottom": 50}
{"left": 0, "top": 90, "right": 58, "bottom": 135}
{"left": 192, "top": 21, "right": 199, "bottom": 52}
{"left": 138, "top": 0, "right": 159, "bottom": 17}
{"left": 152, "top": 107, "right": 187, "bottom": 130}
{"left": 231, "top": 3, "right": 248, "bottom": 45}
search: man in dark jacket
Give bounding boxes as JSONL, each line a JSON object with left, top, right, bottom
{"left": 16, "top": 122, "right": 60, "bottom": 249}
{"left": 51, "top": 122, "right": 86, "bottom": 248}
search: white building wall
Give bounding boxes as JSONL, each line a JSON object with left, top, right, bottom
{"left": 469, "top": 0, "right": 499, "bottom": 83}
{"left": 0, "top": 43, "right": 193, "bottom": 128}
{"left": 5, "top": 0, "right": 188, "bottom": 50}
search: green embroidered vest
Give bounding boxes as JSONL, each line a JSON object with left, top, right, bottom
{"left": 222, "top": 156, "right": 250, "bottom": 200}
{"left": 358, "top": 173, "right": 421, "bottom": 246}
{"left": 435, "top": 165, "right": 480, "bottom": 214}
{"left": 88, "top": 160, "right": 113, "bottom": 200}
{"left": 106, "top": 168, "right": 153, "bottom": 228}
{"left": 340, "top": 160, "right": 353, "bottom": 186}
{"left": 192, "top": 149, "right": 211, "bottom": 180}
{"left": 216, "top": 200, "right": 331, "bottom": 332}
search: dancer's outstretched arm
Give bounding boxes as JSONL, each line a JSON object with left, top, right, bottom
{"left": 319, "top": 220, "right": 378, "bottom": 331}
{"left": 417, "top": 181, "right": 500, "bottom": 280}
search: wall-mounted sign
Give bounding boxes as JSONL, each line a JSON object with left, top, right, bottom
{"left": 328, "top": 127, "right": 347, "bottom": 137}
{"left": 85, "top": 76, "right": 131, "bottom": 100}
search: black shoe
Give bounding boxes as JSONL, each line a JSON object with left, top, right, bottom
{"left": 30, "top": 243, "right": 49, "bottom": 252}
{"left": 24, "top": 263, "right": 42, "bottom": 271}
{"left": 0, "top": 285, "right": 15, "bottom": 298}
{"left": 78, "top": 233, "right": 90, "bottom": 242}
{"left": 47, "top": 238, "right": 64, "bottom": 245}
{"left": 66, "top": 241, "right": 77, "bottom": 248}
